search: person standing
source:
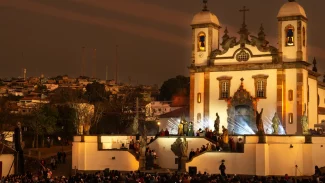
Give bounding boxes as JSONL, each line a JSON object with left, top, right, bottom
{"left": 219, "top": 162, "right": 226, "bottom": 177}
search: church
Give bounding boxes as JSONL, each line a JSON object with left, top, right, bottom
{"left": 189, "top": 0, "right": 325, "bottom": 135}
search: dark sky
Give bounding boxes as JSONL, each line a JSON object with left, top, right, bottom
{"left": 0, "top": 0, "right": 324, "bottom": 85}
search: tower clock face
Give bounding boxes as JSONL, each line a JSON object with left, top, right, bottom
{"left": 199, "top": 53, "right": 203, "bottom": 58}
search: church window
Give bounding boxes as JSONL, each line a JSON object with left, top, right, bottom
{"left": 252, "top": 74, "right": 268, "bottom": 99}
{"left": 303, "top": 27, "right": 306, "bottom": 47}
{"left": 288, "top": 90, "right": 293, "bottom": 101}
{"left": 236, "top": 50, "right": 250, "bottom": 62}
{"left": 217, "top": 76, "right": 232, "bottom": 100}
{"left": 197, "top": 93, "right": 201, "bottom": 103}
{"left": 285, "top": 25, "right": 294, "bottom": 46}
{"left": 288, "top": 113, "right": 293, "bottom": 124}
{"left": 197, "top": 32, "right": 206, "bottom": 51}
{"left": 256, "top": 81, "right": 265, "bottom": 98}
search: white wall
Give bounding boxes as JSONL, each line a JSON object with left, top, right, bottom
{"left": 186, "top": 136, "right": 325, "bottom": 176}
{"left": 148, "top": 137, "right": 215, "bottom": 169}
{"left": 73, "top": 135, "right": 325, "bottom": 176}
{"left": 0, "top": 154, "right": 14, "bottom": 176}
{"left": 308, "top": 77, "right": 318, "bottom": 127}
{"left": 186, "top": 144, "right": 256, "bottom": 175}
{"left": 72, "top": 136, "right": 138, "bottom": 171}
{"left": 207, "top": 69, "right": 278, "bottom": 132}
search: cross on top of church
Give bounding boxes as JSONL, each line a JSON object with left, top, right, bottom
{"left": 202, "top": 0, "right": 208, "bottom": 11}
{"left": 239, "top": 6, "right": 249, "bottom": 25}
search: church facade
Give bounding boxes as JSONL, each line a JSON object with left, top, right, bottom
{"left": 189, "top": 0, "right": 325, "bottom": 135}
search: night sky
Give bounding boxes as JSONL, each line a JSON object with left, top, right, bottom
{"left": 0, "top": 0, "right": 324, "bottom": 85}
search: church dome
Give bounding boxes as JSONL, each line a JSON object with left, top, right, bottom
{"left": 277, "top": 1, "right": 307, "bottom": 18}
{"left": 191, "top": 11, "right": 220, "bottom": 26}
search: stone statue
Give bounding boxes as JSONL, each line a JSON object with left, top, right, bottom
{"left": 139, "top": 124, "right": 148, "bottom": 156}
{"left": 222, "top": 126, "right": 229, "bottom": 144}
{"left": 171, "top": 137, "right": 188, "bottom": 172}
{"left": 271, "top": 112, "right": 280, "bottom": 135}
{"left": 301, "top": 104, "right": 309, "bottom": 134}
{"left": 256, "top": 108, "right": 265, "bottom": 135}
{"left": 188, "top": 122, "right": 194, "bottom": 136}
{"left": 214, "top": 113, "right": 220, "bottom": 135}
{"left": 171, "top": 137, "right": 188, "bottom": 157}
{"left": 178, "top": 121, "right": 184, "bottom": 136}
{"left": 183, "top": 120, "right": 189, "bottom": 136}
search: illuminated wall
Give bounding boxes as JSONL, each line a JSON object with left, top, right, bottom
{"left": 0, "top": 154, "right": 14, "bottom": 176}
{"left": 186, "top": 136, "right": 325, "bottom": 176}
{"left": 207, "top": 69, "right": 278, "bottom": 132}
{"left": 72, "top": 136, "right": 139, "bottom": 171}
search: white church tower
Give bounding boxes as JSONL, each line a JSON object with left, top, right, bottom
{"left": 190, "top": 0, "right": 221, "bottom": 128}
{"left": 277, "top": 0, "right": 307, "bottom": 62}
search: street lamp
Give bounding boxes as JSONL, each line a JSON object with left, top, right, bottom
{"left": 157, "top": 121, "right": 160, "bottom": 135}
{"left": 58, "top": 136, "right": 63, "bottom": 152}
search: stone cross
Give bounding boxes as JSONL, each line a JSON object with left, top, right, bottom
{"left": 202, "top": 0, "right": 208, "bottom": 11}
{"left": 239, "top": 6, "right": 249, "bottom": 25}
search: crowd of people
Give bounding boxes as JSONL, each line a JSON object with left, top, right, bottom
{"left": 1, "top": 169, "right": 324, "bottom": 183}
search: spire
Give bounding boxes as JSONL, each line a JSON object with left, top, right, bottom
{"left": 312, "top": 57, "right": 318, "bottom": 72}
{"left": 222, "top": 27, "right": 230, "bottom": 41}
{"left": 240, "top": 78, "right": 244, "bottom": 89}
{"left": 202, "top": 0, "right": 208, "bottom": 11}
{"left": 238, "top": 6, "right": 250, "bottom": 44}
{"left": 258, "top": 24, "right": 266, "bottom": 40}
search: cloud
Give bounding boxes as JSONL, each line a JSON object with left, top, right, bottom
{"left": 1, "top": 1, "right": 190, "bottom": 47}
{"left": 70, "top": 0, "right": 191, "bottom": 29}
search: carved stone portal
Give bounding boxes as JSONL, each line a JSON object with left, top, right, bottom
{"left": 227, "top": 79, "right": 258, "bottom": 134}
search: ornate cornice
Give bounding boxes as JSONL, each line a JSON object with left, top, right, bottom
{"left": 308, "top": 69, "right": 321, "bottom": 79}
{"left": 189, "top": 61, "right": 311, "bottom": 73}
{"left": 318, "top": 81, "right": 325, "bottom": 90}
{"left": 191, "top": 23, "right": 221, "bottom": 29}
{"left": 252, "top": 74, "right": 269, "bottom": 79}
{"left": 277, "top": 16, "right": 307, "bottom": 22}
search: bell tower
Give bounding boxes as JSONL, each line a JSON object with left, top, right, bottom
{"left": 277, "top": 0, "right": 307, "bottom": 62}
{"left": 191, "top": 0, "right": 221, "bottom": 66}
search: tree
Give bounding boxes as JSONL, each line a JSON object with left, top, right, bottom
{"left": 159, "top": 75, "right": 190, "bottom": 101}
{"left": 84, "top": 82, "right": 108, "bottom": 103}
{"left": 50, "top": 87, "right": 85, "bottom": 104}
{"left": 104, "top": 86, "right": 146, "bottom": 133}
{"left": 26, "top": 104, "right": 59, "bottom": 148}
{"left": 57, "top": 104, "right": 77, "bottom": 140}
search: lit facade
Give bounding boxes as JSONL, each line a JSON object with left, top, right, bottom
{"left": 189, "top": 1, "right": 324, "bottom": 134}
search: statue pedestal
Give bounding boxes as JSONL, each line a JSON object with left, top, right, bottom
{"left": 139, "top": 155, "right": 146, "bottom": 171}
{"left": 304, "top": 135, "right": 312, "bottom": 144}
{"left": 258, "top": 135, "right": 266, "bottom": 144}
{"left": 178, "top": 156, "right": 187, "bottom": 172}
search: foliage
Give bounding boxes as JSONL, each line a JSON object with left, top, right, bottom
{"left": 57, "top": 104, "right": 77, "bottom": 139}
{"left": 84, "top": 82, "right": 108, "bottom": 103}
{"left": 159, "top": 75, "right": 190, "bottom": 101}
{"left": 26, "top": 104, "right": 59, "bottom": 135}
{"left": 50, "top": 87, "right": 85, "bottom": 104}
{"left": 34, "top": 84, "right": 47, "bottom": 93}
{"left": 104, "top": 86, "right": 146, "bottom": 134}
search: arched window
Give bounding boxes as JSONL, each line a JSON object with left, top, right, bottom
{"left": 303, "top": 27, "right": 306, "bottom": 47}
{"left": 198, "top": 32, "right": 206, "bottom": 51}
{"left": 257, "top": 80, "right": 265, "bottom": 98}
{"left": 285, "top": 25, "right": 294, "bottom": 46}
{"left": 252, "top": 74, "right": 268, "bottom": 98}
{"left": 221, "top": 81, "right": 229, "bottom": 98}
{"left": 217, "top": 76, "right": 232, "bottom": 100}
